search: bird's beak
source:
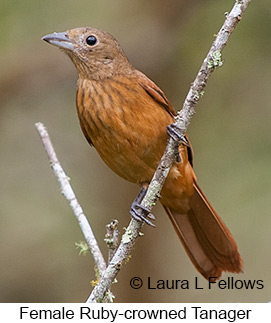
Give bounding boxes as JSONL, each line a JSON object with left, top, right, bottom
{"left": 42, "top": 32, "right": 74, "bottom": 51}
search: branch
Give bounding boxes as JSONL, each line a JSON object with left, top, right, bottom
{"left": 105, "top": 220, "right": 119, "bottom": 264}
{"left": 35, "top": 122, "right": 107, "bottom": 275}
{"left": 87, "top": 0, "right": 252, "bottom": 302}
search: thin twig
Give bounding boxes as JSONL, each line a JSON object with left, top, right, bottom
{"left": 35, "top": 122, "right": 106, "bottom": 275}
{"left": 87, "top": 0, "right": 252, "bottom": 302}
{"left": 105, "top": 220, "right": 119, "bottom": 264}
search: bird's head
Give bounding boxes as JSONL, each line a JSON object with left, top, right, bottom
{"left": 42, "top": 27, "right": 133, "bottom": 80}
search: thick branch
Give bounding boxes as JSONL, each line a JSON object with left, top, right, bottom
{"left": 87, "top": 0, "right": 252, "bottom": 302}
{"left": 35, "top": 122, "right": 106, "bottom": 275}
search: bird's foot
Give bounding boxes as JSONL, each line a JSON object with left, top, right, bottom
{"left": 167, "top": 123, "right": 190, "bottom": 162}
{"left": 167, "top": 123, "right": 190, "bottom": 146}
{"left": 130, "top": 187, "right": 156, "bottom": 227}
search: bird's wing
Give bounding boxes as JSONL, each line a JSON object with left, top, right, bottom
{"left": 135, "top": 69, "right": 194, "bottom": 166}
{"left": 135, "top": 70, "right": 176, "bottom": 117}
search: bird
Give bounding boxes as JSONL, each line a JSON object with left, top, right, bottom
{"left": 42, "top": 27, "right": 242, "bottom": 280}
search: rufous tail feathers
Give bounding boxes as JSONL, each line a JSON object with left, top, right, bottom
{"left": 163, "top": 182, "right": 243, "bottom": 280}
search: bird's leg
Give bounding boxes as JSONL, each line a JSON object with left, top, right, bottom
{"left": 167, "top": 122, "right": 190, "bottom": 162}
{"left": 130, "top": 186, "right": 156, "bottom": 227}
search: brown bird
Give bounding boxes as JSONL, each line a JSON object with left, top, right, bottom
{"left": 42, "top": 27, "right": 242, "bottom": 280}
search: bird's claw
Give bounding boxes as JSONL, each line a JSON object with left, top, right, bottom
{"left": 167, "top": 123, "right": 190, "bottom": 162}
{"left": 130, "top": 187, "right": 156, "bottom": 227}
{"left": 167, "top": 123, "right": 190, "bottom": 146}
{"left": 130, "top": 202, "right": 156, "bottom": 227}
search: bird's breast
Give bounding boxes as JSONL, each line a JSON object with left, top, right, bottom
{"left": 76, "top": 77, "right": 175, "bottom": 183}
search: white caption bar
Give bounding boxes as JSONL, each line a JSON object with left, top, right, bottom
{"left": 0, "top": 303, "right": 270, "bottom": 322}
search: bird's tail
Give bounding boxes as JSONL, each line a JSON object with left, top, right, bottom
{"left": 162, "top": 182, "right": 243, "bottom": 280}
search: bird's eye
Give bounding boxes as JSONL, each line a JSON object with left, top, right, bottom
{"left": 86, "top": 35, "right": 97, "bottom": 46}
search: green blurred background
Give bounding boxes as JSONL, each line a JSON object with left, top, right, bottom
{"left": 1, "top": 0, "right": 270, "bottom": 302}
